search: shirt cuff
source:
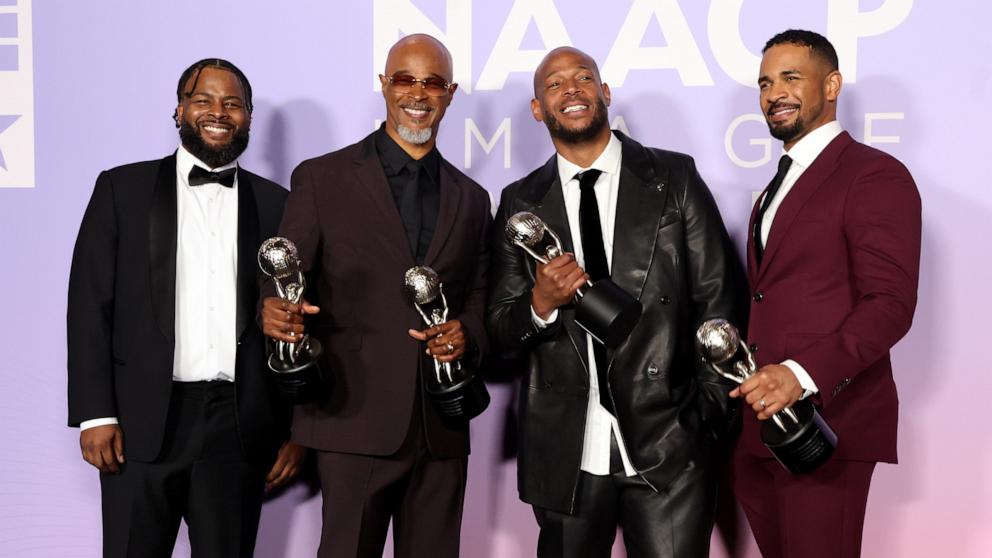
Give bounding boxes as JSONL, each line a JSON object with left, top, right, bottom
{"left": 80, "top": 417, "right": 119, "bottom": 431}
{"left": 782, "top": 359, "right": 819, "bottom": 399}
{"left": 531, "top": 306, "right": 559, "bottom": 329}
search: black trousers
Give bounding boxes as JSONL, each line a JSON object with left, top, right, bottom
{"left": 100, "top": 381, "right": 267, "bottom": 558}
{"left": 534, "top": 443, "right": 716, "bottom": 558}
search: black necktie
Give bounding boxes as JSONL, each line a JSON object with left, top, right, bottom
{"left": 576, "top": 169, "right": 614, "bottom": 414}
{"left": 399, "top": 161, "right": 423, "bottom": 261}
{"left": 753, "top": 155, "right": 792, "bottom": 263}
{"left": 188, "top": 165, "right": 236, "bottom": 188}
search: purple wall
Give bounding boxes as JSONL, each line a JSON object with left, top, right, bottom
{"left": 1, "top": 0, "right": 989, "bottom": 556}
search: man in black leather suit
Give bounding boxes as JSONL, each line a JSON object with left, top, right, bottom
{"left": 487, "top": 47, "right": 749, "bottom": 558}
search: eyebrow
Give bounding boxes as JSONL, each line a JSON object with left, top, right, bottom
{"left": 758, "top": 69, "right": 802, "bottom": 83}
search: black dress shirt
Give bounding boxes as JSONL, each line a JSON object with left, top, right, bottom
{"left": 374, "top": 126, "right": 440, "bottom": 264}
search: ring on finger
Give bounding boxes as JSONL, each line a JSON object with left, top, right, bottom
{"left": 759, "top": 398, "right": 767, "bottom": 409}
{"left": 446, "top": 342, "right": 454, "bottom": 354}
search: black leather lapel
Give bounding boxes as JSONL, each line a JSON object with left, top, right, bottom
{"left": 149, "top": 154, "right": 178, "bottom": 343}
{"left": 528, "top": 156, "right": 588, "bottom": 372}
{"left": 424, "top": 159, "right": 463, "bottom": 266}
{"left": 610, "top": 133, "right": 668, "bottom": 303}
{"left": 235, "top": 170, "right": 260, "bottom": 341}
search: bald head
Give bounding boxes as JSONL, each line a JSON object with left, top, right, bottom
{"left": 533, "top": 46, "right": 602, "bottom": 97}
{"left": 385, "top": 34, "right": 454, "bottom": 82}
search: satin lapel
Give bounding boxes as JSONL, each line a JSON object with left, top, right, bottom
{"left": 528, "top": 159, "right": 588, "bottom": 371}
{"left": 235, "top": 171, "right": 260, "bottom": 342}
{"left": 352, "top": 136, "right": 415, "bottom": 267}
{"left": 758, "top": 132, "right": 852, "bottom": 282}
{"left": 149, "top": 154, "right": 178, "bottom": 343}
{"left": 610, "top": 137, "right": 668, "bottom": 303}
{"left": 423, "top": 160, "right": 463, "bottom": 266}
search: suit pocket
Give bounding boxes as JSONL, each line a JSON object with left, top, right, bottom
{"left": 657, "top": 210, "right": 681, "bottom": 230}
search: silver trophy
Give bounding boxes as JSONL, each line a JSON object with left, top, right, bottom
{"left": 695, "top": 319, "right": 837, "bottom": 474}
{"left": 506, "top": 211, "right": 642, "bottom": 348}
{"left": 403, "top": 266, "right": 489, "bottom": 420}
{"left": 258, "top": 237, "right": 325, "bottom": 402}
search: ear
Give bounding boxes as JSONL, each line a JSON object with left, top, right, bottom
{"left": 175, "top": 104, "right": 184, "bottom": 127}
{"left": 602, "top": 82, "right": 612, "bottom": 107}
{"left": 825, "top": 70, "right": 842, "bottom": 102}
{"left": 530, "top": 97, "right": 543, "bottom": 123}
{"left": 447, "top": 82, "right": 459, "bottom": 101}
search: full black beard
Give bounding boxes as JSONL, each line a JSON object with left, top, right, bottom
{"left": 543, "top": 97, "right": 609, "bottom": 144}
{"left": 768, "top": 117, "right": 804, "bottom": 144}
{"left": 179, "top": 121, "right": 250, "bottom": 168}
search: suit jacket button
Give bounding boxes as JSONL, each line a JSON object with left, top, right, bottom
{"left": 748, "top": 343, "right": 758, "bottom": 354}
{"left": 660, "top": 296, "right": 671, "bottom": 305}
{"left": 752, "top": 292, "right": 764, "bottom": 302}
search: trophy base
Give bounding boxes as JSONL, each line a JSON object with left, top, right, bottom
{"left": 426, "top": 372, "right": 490, "bottom": 421}
{"left": 267, "top": 339, "right": 326, "bottom": 404}
{"left": 576, "top": 279, "right": 643, "bottom": 348}
{"left": 761, "top": 399, "right": 838, "bottom": 474}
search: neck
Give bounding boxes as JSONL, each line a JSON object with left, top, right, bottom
{"left": 552, "top": 127, "right": 612, "bottom": 168}
{"left": 385, "top": 125, "right": 436, "bottom": 160}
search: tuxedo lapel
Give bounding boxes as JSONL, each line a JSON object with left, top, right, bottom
{"left": 758, "top": 132, "right": 852, "bottom": 281}
{"left": 235, "top": 171, "right": 260, "bottom": 342}
{"left": 351, "top": 135, "right": 415, "bottom": 267}
{"left": 149, "top": 154, "right": 178, "bottom": 343}
{"left": 423, "top": 160, "right": 463, "bottom": 267}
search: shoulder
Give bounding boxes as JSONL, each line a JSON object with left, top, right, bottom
{"left": 293, "top": 135, "right": 369, "bottom": 177}
{"left": 240, "top": 168, "right": 288, "bottom": 202}
{"left": 440, "top": 158, "right": 490, "bottom": 204}
{"left": 841, "top": 139, "right": 912, "bottom": 176}
{"left": 100, "top": 157, "right": 167, "bottom": 182}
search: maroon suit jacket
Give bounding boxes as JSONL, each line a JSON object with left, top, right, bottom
{"left": 741, "top": 131, "right": 921, "bottom": 463}
{"left": 276, "top": 132, "right": 492, "bottom": 459}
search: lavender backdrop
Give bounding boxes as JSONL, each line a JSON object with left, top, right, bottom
{"left": 1, "top": 0, "right": 990, "bottom": 556}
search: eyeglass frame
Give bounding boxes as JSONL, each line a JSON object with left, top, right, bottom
{"left": 379, "top": 73, "right": 456, "bottom": 97}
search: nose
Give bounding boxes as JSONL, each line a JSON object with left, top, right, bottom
{"left": 207, "top": 100, "right": 229, "bottom": 119}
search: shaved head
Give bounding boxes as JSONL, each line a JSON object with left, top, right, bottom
{"left": 385, "top": 33, "right": 454, "bottom": 81}
{"left": 533, "top": 46, "right": 602, "bottom": 97}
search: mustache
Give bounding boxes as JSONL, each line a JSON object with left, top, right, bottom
{"left": 768, "top": 102, "right": 799, "bottom": 115}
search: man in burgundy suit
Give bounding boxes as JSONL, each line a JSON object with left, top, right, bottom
{"left": 730, "top": 30, "right": 921, "bottom": 557}
{"left": 260, "top": 35, "right": 491, "bottom": 558}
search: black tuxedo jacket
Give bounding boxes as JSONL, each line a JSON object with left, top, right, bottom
{"left": 67, "top": 154, "right": 289, "bottom": 463}
{"left": 275, "top": 132, "right": 492, "bottom": 460}
{"left": 487, "top": 132, "right": 749, "bottom": 513}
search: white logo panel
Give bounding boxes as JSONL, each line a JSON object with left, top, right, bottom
{"left": 0, "top": 0, "right": 34, "bottom": 188}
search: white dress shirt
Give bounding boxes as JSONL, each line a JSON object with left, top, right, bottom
{"left": 80, "top": 146, "right": 240, "bottom": 431}
{"left": 757, "top": 120, "right": 844, "bottom": 395}
{"left": 531, "top": 133, "right": 637, "bottom": 476}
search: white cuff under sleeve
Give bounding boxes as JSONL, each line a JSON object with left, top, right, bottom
{"left": 80, "top": 417, "right": 119, "bottom": 431}
{"left": 531, "top": 306, "right": 559, "bottom": 329}
{"left": 783, "top": 359, "right": 819, "bottom": 399}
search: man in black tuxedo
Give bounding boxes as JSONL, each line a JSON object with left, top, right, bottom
{"left": 67, "top": 58, "right": 305, "bottom": 558}
{"left": 487, "top": 47, "right": 749, "bottom": 557}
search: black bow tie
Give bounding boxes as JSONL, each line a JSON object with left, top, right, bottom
{"left": 188, "top": 165, "right": 237, "bottom": 188}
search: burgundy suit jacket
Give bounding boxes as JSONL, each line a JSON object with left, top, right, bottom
{"left": 741, "top": 131, "right": 921, "bottom": 463}
{"left": 276, "top": 132, "right": 492, "bottom": 459}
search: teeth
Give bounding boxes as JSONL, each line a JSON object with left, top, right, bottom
{"left": 404, "top": 108, "right": 429, "bottom": 117}
{"left": 203, "top": 125, "right": 229, "bottom": 133}
{"left": 562, "top": 105, "right": 588, "bottom": 114}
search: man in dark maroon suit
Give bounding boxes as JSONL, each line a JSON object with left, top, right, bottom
{"left": 730, "top": 30, "right": 921, "bottom": 558}
{"left": 259, "top": 35, "right": 491, "bottom": 558}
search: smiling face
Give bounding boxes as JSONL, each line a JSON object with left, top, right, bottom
{"left": 379, "top": 35, "right": 457, "bottom": 155}
{"left": 176, "top": 66, "right": 250, "bottom": 168}
{"left": 758, "top": 43, "right": 841, "bottom": 150}
{"left": 531, "top": 47, "right": 612, "bottom": 146}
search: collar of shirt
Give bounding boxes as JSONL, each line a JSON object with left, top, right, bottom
{"left": 555, "top": 131, "right": 622, "bottom": 189}
{"left": 783, "top": 120, "right": 843, "bottom": 171}
{"left": 374, "top": 125, "right": 441, "bottom": 185}
{"left": 176, "top": 145, "right": 239, "bottom": 189}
